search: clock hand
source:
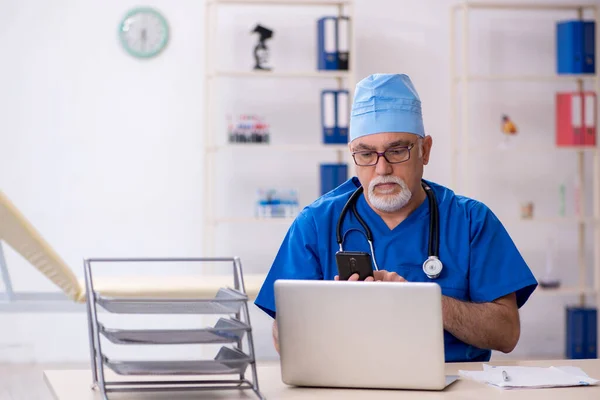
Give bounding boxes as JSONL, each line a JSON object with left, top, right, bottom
{"left": 141, "top": 28, "right": 147, "bottom": 52}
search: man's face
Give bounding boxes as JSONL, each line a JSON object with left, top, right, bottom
{"left": 349, "top": 132, "right": 432, "bottom": 213}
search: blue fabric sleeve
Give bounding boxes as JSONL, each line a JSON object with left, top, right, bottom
{"left": 468, "top": 202, "right": 538, "bottom": 308}
{"left": 254, "top": 209, "right": 322, "bottom": 319}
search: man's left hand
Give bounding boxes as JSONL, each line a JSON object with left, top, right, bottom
{"left": 334, "top": 270, "right": 406, "bottom": 282}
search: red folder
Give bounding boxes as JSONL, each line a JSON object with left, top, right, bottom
{"left": 556, "top": 91, "right": 597, "bottom": 147}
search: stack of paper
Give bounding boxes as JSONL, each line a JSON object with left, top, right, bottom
{"left": 459, "top": 364, "right": 599, "bottom": 389}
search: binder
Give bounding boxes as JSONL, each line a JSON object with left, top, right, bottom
{"left": 337, "top": 16, "right": 350, "bottom": 70}
{"left": 319, "top": 163, "right": 348, "bottom": 195}
{"left": 557, "top": 20, "right": 595, "bottom": 74}
{"left": 317, "top": 17, "right": 338, "bottom": 70}
{"left": 556, "top": 91, "right": 596, "bottom": 146}
{"left": 587, "top": 309, "right": 598, "bottom": 358}
{"left": 336, "top": 90, "right": 349, "bottom": 142}
{"left": 583, "top": 21, "right": 596, "bottom": 74}
{"left": 584, "top": 92, "right": 597, "bottom": 146}
{"left": 566, "top": 307, "right": 586, "bottom": 359}
{"left": 566, "top": 307, "right": 597, "bottom": 359}
{"left": 321, "top": 90, "right": 349, "bottom": 144}
{"left": 321, "top": 90, "right": 337, "bottom": 143}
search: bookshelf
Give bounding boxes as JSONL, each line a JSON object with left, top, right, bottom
{"left": 450, "top": 1, "right": 599, "bottom": 356}
{"left": 203, "top": 0, "right": 356, "bottom": 271}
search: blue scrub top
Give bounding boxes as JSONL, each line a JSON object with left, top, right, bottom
{"left": 254, "top": 177, "right": 538, "bottom": 363}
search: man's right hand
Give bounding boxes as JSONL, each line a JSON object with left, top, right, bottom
{"left": 334, "top": 270, "right": 407, "bottom": 282}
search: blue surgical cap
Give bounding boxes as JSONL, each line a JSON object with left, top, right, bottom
{"left": 349, "top": 73, "right": 425, "bottom": 142}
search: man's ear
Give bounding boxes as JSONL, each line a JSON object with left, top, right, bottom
{"left": 422, "top": 136, "right": 432, "bottom": 165}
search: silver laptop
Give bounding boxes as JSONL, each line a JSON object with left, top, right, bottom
{"left": 274, "top": 279, "right": 458, "bottom": 390}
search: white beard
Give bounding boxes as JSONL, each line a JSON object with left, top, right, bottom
{"left": 367, "top": 175, "right": 412, "bottom": 213}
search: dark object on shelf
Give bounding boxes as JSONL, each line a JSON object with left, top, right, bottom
{"left": 320, "top": 163, "right": 348, "bottom": 196}
{"left": 228, "top": 115, "right": 270, "bottom": 144}
{"left": 539, "top": 280, "right": 561, "bottom": 289}
{"left": 566, "top": 307, "right": 597, "bottom": 359}
{"left": 556, "top": 20, "right": 595, "bottom": 74}
{"left": 251, "top": 24, "right": 273, "bottom": 71}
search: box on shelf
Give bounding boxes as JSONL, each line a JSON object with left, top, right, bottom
{"left": 555, "top": 91, "right": 596, "bottom": 146}
{"left": 556, "top": 20, "right": 595, "bottom": 74}
{"left": 320, "top": 163, "right": 348, "bottom": 196}
{"left": 255, "top": 188, "right": 299, "bottom": 218}
{"left": 317, "top": 16, "right": 350, "bottom": 71}
{"left": 566, "top": 306, "right": 597, "bottom": 359}
{"left": 321, "top": 89, "right": 349, "bottom": 144}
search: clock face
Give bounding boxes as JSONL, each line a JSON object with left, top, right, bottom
{"left": 119, "top": 7, "right": 169, "bottom": 58}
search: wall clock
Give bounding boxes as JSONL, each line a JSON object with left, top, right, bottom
{"left": 119, "top": 7, "right": 169, "bottom": 59}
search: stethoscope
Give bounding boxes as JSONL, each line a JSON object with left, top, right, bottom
{"left": 336, "top": 180, "right": 443, "bottom": 279}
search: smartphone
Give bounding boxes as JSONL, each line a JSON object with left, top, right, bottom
{"left": 335, "top": 251, "right": 374, "bottom": 281}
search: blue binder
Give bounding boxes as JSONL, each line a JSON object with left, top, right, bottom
{"left": 321, "top": 89, "right": 349, "bottom": 144}
{"left": 566, "top": 307, "right": 597, "bottom": 359}
{"left": 317, "top": 16, "right": 338, "bottom": 70}
{"left": 586, "top": 308, "right": 598, "bottom": 358}
{"left": 321, "top": 90, "right": 337, "bottom": 143}
{"left": 337, "top": 16, "right": 350, "bottom": 70}
{"left": 557, "top": 20, "right": 596, "bottom": 74}
{"left": 320, "top": 163, "right": 348, "bottom": 195}
{"left": 336, "top": 90, "right": 349, "bottom": 142}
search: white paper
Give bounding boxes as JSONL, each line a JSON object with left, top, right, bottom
{"left": 458, "top": 364, "right": 599, "bottom": 390}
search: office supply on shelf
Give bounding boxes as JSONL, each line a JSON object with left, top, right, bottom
{"left": 317, "top": 16, "right": 338, "bottom": 70}
{"left": 336, "top": 90, "right": 349, "bottom": 140}
{"left": 321, "top": 89, "right": 349, "bottom": 144}
{"left": 337, "top": 16, "right": 350, "bottom": 70}
{"left": 567, "top": 307, "right": 598, "bottom": 359}
{"left": 460, "top": 364, "right": 599, "bottom": 389}
{"left": 255, "top": 188, "right": 299, "bottom": 218}
{"left": 84, "top": 257, "right": 264, "bottom": 399}
{"left": 556, "top": 20, "right": 595, "bottom": 74}
{"left": 251, "top": 24, "right": 273, "bottom": 71}
{"left": 228, "top": 114, "right": 270, "bottom": 144}
{"left": 320, "top": 163, "right": 347, "bottom": 195}
{"left": 556, "top": 91, "right": 597, "bottom": 146}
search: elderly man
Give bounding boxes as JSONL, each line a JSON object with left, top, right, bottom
{"left": 254, "top": 73, "right": 538, "bottom": 363}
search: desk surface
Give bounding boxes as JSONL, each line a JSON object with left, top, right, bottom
{"left": 45, "top": 359, "right": 600, "bottom": 400}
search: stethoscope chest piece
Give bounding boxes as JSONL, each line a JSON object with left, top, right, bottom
{"left": 423, "top": 256, "right": 443, "bottom": 279}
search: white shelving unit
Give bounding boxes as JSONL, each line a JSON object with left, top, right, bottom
{"left": 450, "top": 1, "right": 600, "bottom": 352}
{"left": 203, "top": 0, "right": 356, "bottom": 266}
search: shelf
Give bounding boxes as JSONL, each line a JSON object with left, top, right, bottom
{"left": 210, "top": 217, "right": 297, "bottom": 225}
{"left": 208, "top": 144, "right": 349, "bottom": 152}
{"left": 455, "top": 145, "right": 599, "bottom": 154}
{"left": 534, "top": 286, "right": 598, "bottom": 297}
{"left": 452, "top": 2, "right": 598, "bottom": 11}
{"left": 453, "top": 74, "right": 598, "bottom": 83}
{"left": 503, "top": 217, "right": 600, "bottom": 225}
{"left": 99, "top": 318, "right": 249, "bottom": 345}
{"left": 209, "top": 70, "right": 352, "bottom": 79}
{"left": 96, "top": 288, "right": 248, "bottom": 315}
{"left": 209, "top": 0, "right": 352, "bottom": 5}
{"left": 103, "top": 347, "right": 252, "bottom": 376}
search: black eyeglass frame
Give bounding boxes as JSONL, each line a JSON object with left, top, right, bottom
{"left": 351, "top": 143, "right": 416, "bottom": 166}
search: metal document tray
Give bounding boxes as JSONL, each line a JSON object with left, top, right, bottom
{"left": 96, "top": 287, "right": 247, "bottom": 314}
{"left": 99, "top": 318, "right": 250, "bottom": 345}
{"left": 103, "top": 346, "right": 252, "bottom": 376}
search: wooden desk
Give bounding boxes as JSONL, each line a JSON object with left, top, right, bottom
{"left": 45, "top": 359, "right": 600, "bottom": 400}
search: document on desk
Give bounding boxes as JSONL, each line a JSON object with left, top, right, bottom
{"left": 458, "top": 364, "right": 599, "bottom": 389}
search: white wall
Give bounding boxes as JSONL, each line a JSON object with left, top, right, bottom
{"left": 0, "top": 0, "right": 596, "bottom": 363}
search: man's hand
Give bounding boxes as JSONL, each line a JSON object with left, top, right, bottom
{"left": 334, "top": 270, "right": 407, "bottom": 282}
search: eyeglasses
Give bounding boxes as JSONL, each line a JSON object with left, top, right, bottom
{"left": 351, "top": 144, "right": 416, "bottom": 166}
